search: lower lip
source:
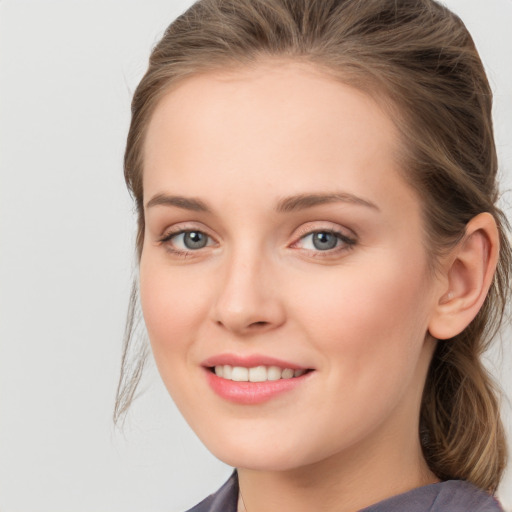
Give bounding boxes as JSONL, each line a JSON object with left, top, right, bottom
{"left": 204, "top": 368, "right": 313, "bottom": 405}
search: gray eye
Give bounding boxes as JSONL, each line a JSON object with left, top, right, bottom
{"left": 312, "top": 232, "right": 339, "bottom": 250}
{"left": 183, "top": 231, "right": 208, "bottom": 249}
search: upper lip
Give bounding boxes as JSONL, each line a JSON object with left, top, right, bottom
{"left": 201, "top": 353, "right": 311, "bottom": 370}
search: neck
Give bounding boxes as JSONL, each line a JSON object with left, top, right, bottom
{"left": 236, "top": 425, "right": 438, "bottom": 512}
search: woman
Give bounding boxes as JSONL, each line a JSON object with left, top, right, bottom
{"left": 116, "top": 0, "right": 511, "bottom": 510}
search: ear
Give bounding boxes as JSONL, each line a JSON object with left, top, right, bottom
{"left": 428, "top": 212, "right": 499, "bottom": 340}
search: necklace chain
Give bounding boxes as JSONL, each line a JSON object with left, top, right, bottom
{"left": 238, "top": 490, "right": 248, "bottom": 512}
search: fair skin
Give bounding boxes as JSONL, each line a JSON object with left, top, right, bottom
{"left": 139, "top": 60, "right": 498, "bottom": 512}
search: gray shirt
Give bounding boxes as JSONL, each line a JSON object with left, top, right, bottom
{"left": 185, "top": 471, "right": 503, "bottom": 512}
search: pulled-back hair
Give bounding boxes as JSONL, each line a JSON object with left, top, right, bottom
{"left": 116, "top": 0, "right": 511, "bottom": 492}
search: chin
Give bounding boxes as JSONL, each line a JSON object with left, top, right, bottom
{"left": 200, "top": 430, "right": 323, "bottom": 472}
{"left": 213, "top": 450, "right": 304, "bottom": 472}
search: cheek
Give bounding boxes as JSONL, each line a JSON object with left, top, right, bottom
{"left": 291, "top": 255, "right": 432, "bottom": 386}
{"left": 139, "top": 257, "right": 207, "bottom": 364}
{"left": 139, "top": 257, "right": 216, "bottom": 414}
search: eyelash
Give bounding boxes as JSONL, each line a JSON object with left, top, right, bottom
{"left": 291, "top": 228, "right": 357, "bottom": 257}
{"left": 158, "top": 228, "right": 216, "bottom": 257}
{"left": 291, "top": 223, "right": 358, "bottom": 259}
{"left": 157, "top": 226, "right": 357, "bottom": 258}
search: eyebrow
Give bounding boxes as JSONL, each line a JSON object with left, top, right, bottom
{"left": 146, "top": 194, "right": 210, "bottom": 212}
{"left": 145, "top": 192, "right": 379, "bottom": 213}
{"left": 276, "top": 192, "right": 380, "bottom": 213}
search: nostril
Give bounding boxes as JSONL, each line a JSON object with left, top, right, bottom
{"left": 250, "top": 321, "right": 269, "bottom": 328}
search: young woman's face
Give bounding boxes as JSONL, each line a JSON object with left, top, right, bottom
{"left": 140, "top": 61, "right": 441, "bottom": 472}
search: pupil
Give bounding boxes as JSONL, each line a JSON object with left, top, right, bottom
{"left": 184, "top": 231, "right": 207, "bottom": 249}
{"left": 313, "top": 232, "right": 337, "bottom": 250}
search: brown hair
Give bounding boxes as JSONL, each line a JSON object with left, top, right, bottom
{"left": 116, "top": 0, "right": 511, "bottom": 492}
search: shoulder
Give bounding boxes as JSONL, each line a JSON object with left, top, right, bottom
{"left": 184, "top": 470, "right": 238, "bottom": 512}
{"left": 361, "top": 479, "right": 504, "bottom": 512}
{"left": 182, "top": 473, "right": 504, "bottom": 512}
{"left": 427, "top": 480, "right": 503, "bottom": 512}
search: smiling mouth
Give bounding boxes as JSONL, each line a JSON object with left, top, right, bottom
{"left": 208, "top": 365, "right": 313, "bottom": 382}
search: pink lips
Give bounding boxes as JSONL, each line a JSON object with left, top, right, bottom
{"left": 202, "top": 353, "right": 314, "bottom": 405}
{"left": 202, "top": 353, "right": 308, "bottom": 370}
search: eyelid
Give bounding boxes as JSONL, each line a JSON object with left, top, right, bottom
{"left": 291, "top": 221, "right": 356, "bottom": 242}
{"left": 289, "top": 222, "right": 357, "bottom": 254}
{"left": 157, "top": 223, "right": 219, "bottom": 255}
{"left": 159, "top": 229, "right": 215, "bottom": 244}
{"left": 155, "top": 221, "right": 356, "bottom": 257}
{"left": 158, "top": 222, "right": 217, "bottom": 241}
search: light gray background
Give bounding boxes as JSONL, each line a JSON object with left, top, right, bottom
{"left": 1, "top": 1, "right": 511, "bottom": 511}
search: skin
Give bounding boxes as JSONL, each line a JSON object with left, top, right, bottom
{"left": 139, "top": 60, "right": 497, "bottom": 512}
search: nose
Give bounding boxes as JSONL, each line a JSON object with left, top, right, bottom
{"left": 211, "top": 248, "right": 286, "bottom": 335}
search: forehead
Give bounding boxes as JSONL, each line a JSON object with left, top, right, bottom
{"left": 143, "top": 60, "right": 413, "bottom": 215}
{"left": 145, "top": 61, "right": 398, "bottom": 157}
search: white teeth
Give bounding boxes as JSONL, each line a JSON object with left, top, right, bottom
{"left": 249, "top": 366, "right": 267, "bottom": 382}
{"left": 223, "top": 365, "right": 232, "bottom": 379}
{"left": 267, "top": 366, "right": 282, "bottom": 381}
{"left": 213, "top": 365, "right": 307, "bottom": 382}
{"left": 231, "top": 366, "right": 249, "bottom": 381}
{"left": 281, "top": 368, "right": 294, "bottom": 379}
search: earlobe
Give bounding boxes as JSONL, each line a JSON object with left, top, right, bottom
{"left": 428, "top": 212, "right": 499, "bottom": 340}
